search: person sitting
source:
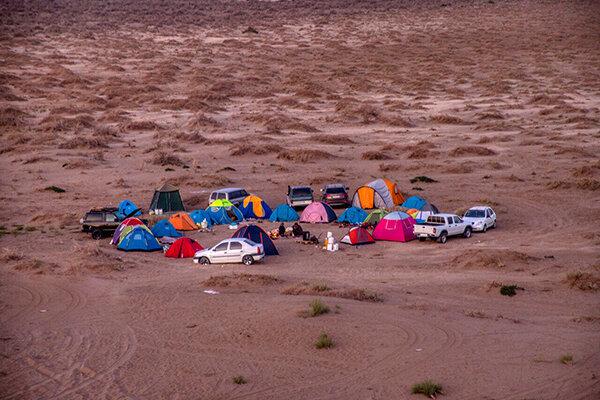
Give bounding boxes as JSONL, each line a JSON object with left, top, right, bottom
{"left": 292, "top": 222, "right": 303, "bottom": 237}
{"left": 278, "top": 223, "right": 286, "bottom": 237}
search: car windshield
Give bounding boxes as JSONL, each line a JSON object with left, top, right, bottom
{"left": 292, "top": 188, "right": 312, "bottom": 197}
{"left": 465, "top": 210, "right": 485, "bottom": 218}
{"left": 243, "top": 239, "right": 255, "bottom": 246}
{"left": 326, "top": 187, "right": 345, "bottom": 194}
{"left": 85, "top": 212, "right": 104, "bottom": 222}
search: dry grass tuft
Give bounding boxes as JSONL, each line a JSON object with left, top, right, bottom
{"left": 229, "top": 143, "right": 284, "bottom": 156}
{"left": 281, "top": 281, "right": 383, "bottom": 302}
{"left": 564, "top": 272, "right": 600, "bottom": 291}
{"left": 59, "top": 137, "right": 109, "bottom": 149}
{"left": 277, "top": 149, "right": 335, "bottom": 162}
{"left": 0, "top": 248, "right": 24, "bottom": 262}
{"left": 151, "top": 151, "right": 185, "bottom": 167}
{"left": 308, "top": 134, "right": 355, "bottom": 145}
{"left": 430, "top": 114, "right": 466, "bottom": 124}
{"left": 449, "top": 146, "right": 497, "bottom": 157}
{"left": 361, "top": 151, "right": 390, "bottom": 160}
{"left": 203, "top": 273, "right": 282, "bottom": 288}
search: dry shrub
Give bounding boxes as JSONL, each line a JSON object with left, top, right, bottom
{"left": 430, "top": 114, "right": 466, "bottom": 124}
{"left": 62, "top": 159, "right": 97, "bottom": 169}
{"left": 14, "top": 258, "right": 59, "bottom": 273}
{"left": 0, "top": 248, "right": 24, "bottom": 262}
{"left": 572, "top": 163, "right": 600, "bottom": 177}
{"left": 187, "top": 113, "right": 221, "bottom": 129}
{"left": 59, "top": 137, "right": 109, "bottom": 149}
{"left": 281, "top": 281, "right": 383, "bottom": 302}
{"left": 28, "top": 212, "right": 76, "bottom": 228}
{"left": 203, "top": 273, "right": 282, "bottom": 287}
{"left": 152, "top": 151, "right": 185, "bottom": 166}
{"left": 277, "top": 149, "right": 335, "bottom": 162}
{"left": 41, "top": 114, "right": 94, "bottom": 132}
{"left": 0, "top": 106, "right": 29, "bottom": 127}
{"left": 23, "top": 156, "right": 54, "bottom": 164}
{"left": 121, "top": 120, "right": 163, "bottom": 131}
{"left": 477, "top": 111, "right": 505, "bottom": 120}
{"left": 447, "top": 163, "right": 474, "bottom": 174}
{"left": 477, "top": 135, "right": 513, "bottom": 144}
{"left": 452, "top": 250, "right": 539, "bottom": 269}
{"left": 379, "top": 163, "right": 401, "bottom": 172}
{"left": 70, "top": 242, "right": 125, "bottom": 273}
{"left": 575, "top": 179, "right": 600, "bottom": 191}
{"left": 362, "top": 151, "right": 390, "bottom": 160}
{"left": 408, "top": 148, "right": 438, "bottom": 159}
{"left": 93, "top": 125, "right": 120, "bottom": 139}
{"left": 528, "top": 94, "right": 562, "bottom": 105}
{"left": 564, "top": 272, "right": 600, "bottom": 291}
{"left": 229, "top": 143, "right": 284, "bottom": 156}
{"left": 308, "top": 134, "right": 355, "bottom": 145}
{"left": 552, "top": 146, "right": 593, "bottom": 157}
{"left": 449, "top": 146, "right": 497, "bottom": 157}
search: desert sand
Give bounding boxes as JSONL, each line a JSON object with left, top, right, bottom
{"left": 1, "top": 0, "right": 599, "bottom": 399}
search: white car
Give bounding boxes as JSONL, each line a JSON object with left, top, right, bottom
{"left": 413, "top": 214, "right": 472, "bottom": 243}
{"left": 193, "top": 238, "right": 264, "bottom": 265}
{"left": 463, "top": 206, "right": 497, "bottom": 232}
{"left": 208, "top": 188, "right": 249, "bottom": 206}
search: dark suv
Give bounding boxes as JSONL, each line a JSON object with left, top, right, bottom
{"left": 321, "top": 184, "right": 350, "bottom": 207}
{"left": 80, "top": 207, "right": 121, "bottom": 239}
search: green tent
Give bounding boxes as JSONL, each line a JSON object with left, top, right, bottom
{"left": 209, "top": 199, "right": 234, "bottom": 208}
{"left": 149, "top": 183, "right": 185, "bottom": 213}
{"left": 363, "top": 209, "right": 388, "bottom": 227}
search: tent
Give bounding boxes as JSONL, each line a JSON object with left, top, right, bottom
{"left": 111, "top": 217, "right": 144, "bottom": 245}
{"left": 405, "top": 208, "right": 433, "bottom": 224}
{"left": 269, "top": 204, "right": 299, "bottom": 222}
{"left": 169, "top": 212, "right": 198, "bottom": 231}
{"left": 401, "top": 195, "right": 439, "bottom": 213}
{"left": 165, "top": 237, "right": 203, "bottom": 258}
{"left": 299, "top": 202, "right": 337, "bottom": 223}
{"left": 363, "top": 209, "right": 388, "bottom": 227}
{"left": 206, "top": 202, "right": 244, "bottom": 225}
{"left": 189, "top": 209, "right": 213, "bottom": 227}
{"left": 117, "top": 226, "right": 162, "bottom": 251}
{"left": 117, "top": 224, "right": 153, "bottom": 246}
{"left": 151, "top": 219, "right": 183, "bottom": 238}
{"left": 351, "top": 178, "right": 404, "bottom": 209}
{"left": 372, "top": 211, "right": 416, "bottom": 242}
{"left": 116, "top": 199, "right": 141, "bottom": 220}
{"left": 341, "top": 226, "right": 375, "bottom": 245}
{"left": 337, "top": 207, "right": 368, "bottom": 225}
{"left": 231, "top": 224, "right": 279, "bottom": 255}
{"left": 239, "top": 195, "right": 272, "bottom": 219}
{"left": 149, "top": 183, "right": 185, "bottom": 213}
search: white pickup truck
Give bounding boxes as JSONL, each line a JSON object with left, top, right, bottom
{"left": 413, "top": 214, "right": 472, "bottom": 244}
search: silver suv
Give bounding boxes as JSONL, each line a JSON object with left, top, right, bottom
{"left": 208, "top": 188, "right": 249, "bottom": 206}
{"left": 286, "top": 185, "right": 314, "bottom": 209}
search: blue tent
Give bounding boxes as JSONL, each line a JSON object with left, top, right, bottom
{"left": 151, "top": 219, "right": 183, "bottom": 238}
{"left": 269, "top": 204, "right": 299, "bottom": 222}
{"left": 337, "top": 207, "right": 368, "bottom": 225}
{"left": 239, "top": 195, "right": 272, "bottom": 219}
{"left": 205, "top": 205, "right": 244, "bottom": 225}
{"left": 189, "top": 209, "right": 213, "bottom": 227}
{"left": 118, "top": 226, "right": 162, "bottom": 252}
{"left": 401, "top": 195, "right": 439, "bottom": 213}
{"left": 116, "top": 199, "right": 141, "bottom": 220}
{"left": 232, "top": 225, "right": 279, "bottom": 256}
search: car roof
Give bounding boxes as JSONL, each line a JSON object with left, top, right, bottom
{"left": 468, "top": 206, "right": 491, "bottom": 210}
{"left": 324, "top": 183, "right": 345, "bottom": 188}
{"left": 218, "top": 238, "right": 255, "bottom": 244}
{"left": 211, "top": 187, "right": 244, "bottom": 193}
{"left": 432, "top": 213, "right": 458, "bottom": 218}
{"left": 289, "top": 185, "right": 311, "bottom": 189}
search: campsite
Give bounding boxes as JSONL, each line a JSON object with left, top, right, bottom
{"left": 1, "top": 0, "right": 599, "bottom": 399}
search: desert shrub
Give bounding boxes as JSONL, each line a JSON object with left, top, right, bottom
{"left": 379, "top": 163, "right": 401, "bottom": 172}
{"left": 308, "top": 299, "right": 329, "bottom": 317}
{"left": 232, "top": 375, "right": 247, "bottom": 384}
{"left": 564, "top": 272, "right": 600, "bottom": 291}
{"left": 229, "top": 143, "right": 284, "bottom": 156}
{"left": 315, "top": 332, "right": 334, "bottom": 349}
{"left": 410, "top": 176, "right": 438, "bottom": 183}
{"left": 281, "top": 282, "right": 383, "bottom": 302}
{"left": 0, "top": 106, "right": 29, "bottom": 127}
{"left": 362, "top": 151, "right": 389, "bottom": 160}
{"left": 430, "top": 114, "right": 465, "bottom": 124}
{"left": 411, "top": 380, "right": 443, "bottom": 397}
{"left": 576, "top": 179, "right": 600, "bottom": 191}
{"left": 203, "top": 273, "right": 282, "bottom": 287}
{"left": 121, "top": 120, "right": 163, "bottom": 131}
{"left": 560, "top": 354, "right": 573, "bottom": 365}
{"left": 44, "top": 185, "right": 66, "bottom": 193}
{"left": 0, "top": 248, "right": 24, "bottom": 262}
{"left": 449, "top": 146, "right": 497, "bottom": 157}
{"left": 277, "top": 149, "right": 334, "bottom": 162}
{"left": 308, "top": 134, "right": 355, "bottom": 144}
{"left": 59, "top": 137, "right": 109, "bottom": 149}
{"left": 500, "top": 285, "right": 518, "bottom": 296}
{"left": 151, "top": 151, "right": 185, "bottom": 167}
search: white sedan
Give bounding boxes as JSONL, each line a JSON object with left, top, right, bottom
{"left": 193, "top": 238, "right": 264, "bottom": 265}
{"left": 463, "top": 206, "right": 497, "bottom": 232}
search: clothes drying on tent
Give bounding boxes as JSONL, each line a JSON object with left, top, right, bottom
{"left": 189, "top": 209, "right": 213, "bottom": 227}
{"left": 299, "top": 202, "right": 337, "bottom": 223}
{"left": 363, "top": 209, "right": 388, "bottom": 227}
{"left": 401, "top": 195, "right": 439, "bottom": 213}
{"left": 206, "top": 203, "right": 244, "bottom": 225}
{"left": 239, "top": 195, "right": 272, "bottom": 219}
{"left": 341, "top": 226, "right": 375, "bottom": 245}
{"left": 151, "top": 219, "right": 183, "bottom": 238}
{"left": 169, "top": 212, "right": 198, "bottom": 231}
{"left": 116, "top": 199, "right": 142, "bottom": 220}
{"left": 231, "top": 224, "right": 279, "bottom": 255}
{"left": 111, "top": 217, "right": 144, "bottom": 245}
{"left": 351, "top": 178, "right": 404, "bottom": 209}
{"left": 337, "top": 207, "right": 368, "bottom": 225}
{"left": 118, "top": 226, "right": 162, "bottom": 251}
{"left": 165, "top": 237, "right": 203, "bottom": 258}
{"left": 269, "top": 204, "right": 299, "bottom": 222}
{"left": 372, "top": 211, "right": 416, "bottom": 242}
{"left": 149, "top": 183, "right": 185, "bottom": 213}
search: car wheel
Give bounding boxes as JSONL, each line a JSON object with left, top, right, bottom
{"left": 482, "top": 224, "right": 487, "bottom": 233}
{"left": 492, "top": 221, "right": 497, "bottom": 229}
{"left": 463, "top": 227, "right": 472, "bottom": 238}
{"left": 418, "top": 237, "right": 426, "bottom": 242}
{"left": 438, "top": 232, "right": 448, "bottom": 244}
{"left": 242, "top": 255, "right": 254, "bottom": 266}
{"left": 198, "top": 257, "right": 210, "bottom": 265}
{"left": 91, "top": 229, "right": 103, "bottom": 240}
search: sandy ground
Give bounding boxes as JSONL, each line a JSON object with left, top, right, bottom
{"left": 1, "top": 0, "right": 599, "bottom": 398}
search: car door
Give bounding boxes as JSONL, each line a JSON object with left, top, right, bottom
{"left": 450, "top": 217, "right": 461, "bottom": 235}
{"left": 454, "top": 216, "right": 465, "bottom": 234}
{"left": 487, "top": 208, "right": 496, "bottom": 225}
{"left": 211, "top": 241, "right": 230, "bottom": 263}
{"left": 227, "top": 241, "right": 244, "bottom": 262}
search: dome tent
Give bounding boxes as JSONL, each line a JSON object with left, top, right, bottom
{"left": 372, "top": 211, "right": 416, "bottom": 242}
{"left": 269, "top": 204, "right": 299, "bottom": 222}
{"left": 189, "top": 209, "right": 213, "bottom": 227}
{"left": 169, "top": 212, "right": 198, "bottom": 231}
{"left": 118, "top": 226, "right": 162, "bottom": 252}
{"left": 149, "top": 183, "right": 185, "bottom": 213}
{"left": 341, "top": 226, "right": 375, "bottom": 245}
{"left": 231, "top": 224, "right": 278, "bottom": 256}
{"left": 116, "top": 199, "right": 142, "bottom": 220}
{"left": 111, "top": 217, "right": 144, "bottom": 245}
{"left": 239, "top": 195, "right": 272, "bottom": 219}
{"left": 363, "top": 209, "right": 388, "bottom": 228}
{"left": 299, "top": 202, "right": 337, "bottom": 223}
{"left": 401, "top": 195, "right": 439, "bottom": 213}
{"left": 206, "top": 200, "right": 244, "bottom": 225}
{"left": 351, "top": 178, "right": 404, "bottom": 209}
{"left": 151, "top": 219, "right": 183, "bottom": 238}
{"left": 337, "top": 207, "right": 368, "bottom": 225}
{"left": 165, "top": 237, "right": 203, "bottom": 258}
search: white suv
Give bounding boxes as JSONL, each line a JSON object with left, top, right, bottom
{"left": 463, "top": 206, "right": 497, "bottom": 232}
{"left": 208, "top": 188, "right": 249, "bottom": 206}
{"left": 193, "top": 238, "right": 264, "bottom": 265}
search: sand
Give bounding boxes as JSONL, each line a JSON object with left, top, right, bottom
{"left": 1, "top": 0, "right": 599, "bottom": 398}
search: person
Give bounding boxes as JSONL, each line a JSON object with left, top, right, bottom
{"left": 278, "top": 223, "right": 286, "bottom": 237}
{"left": 292, "top": 222, "right": 303, "bottom": 237}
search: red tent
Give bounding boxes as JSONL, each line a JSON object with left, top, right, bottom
{"left": 341, "top": 226, "right": 375, "bottom": 245}
{"left": 165, "top": 237, "right": 203, "bottom": 258}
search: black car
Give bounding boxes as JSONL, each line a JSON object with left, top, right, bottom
{"left": 80, "top": 207, "right": 121, "bottom": 239}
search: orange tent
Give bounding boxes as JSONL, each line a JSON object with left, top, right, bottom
{"left": 168, "top": 212, "right": 198, "bottom": 231}
{"left": 351, "top": 178, "right": 404, "bottom": 209}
